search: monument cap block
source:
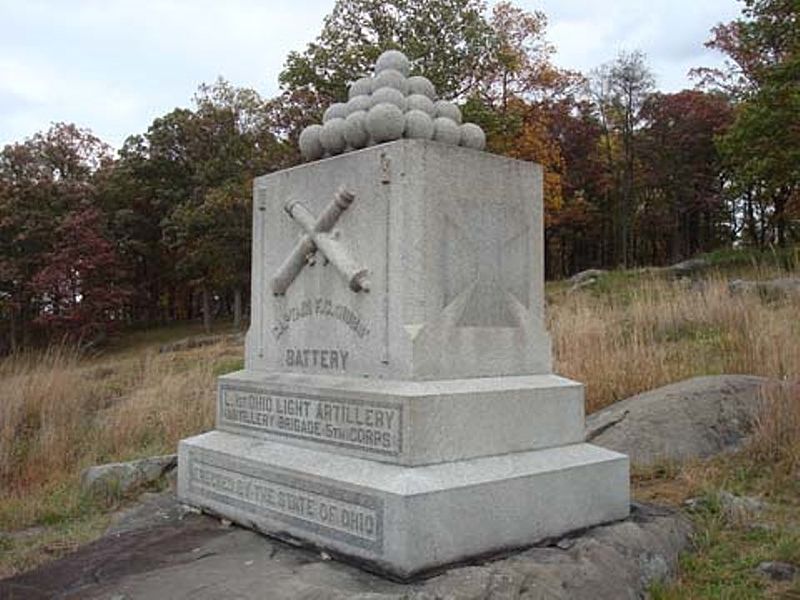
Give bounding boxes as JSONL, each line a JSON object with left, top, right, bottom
{"left": 247, "top": 140, "right": 552, "bottom": 381}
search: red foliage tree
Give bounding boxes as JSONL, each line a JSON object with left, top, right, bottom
{"left": 30, "top": 208, "right": 131, "bottom": 344}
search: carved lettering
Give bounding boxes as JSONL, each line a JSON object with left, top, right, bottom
{"left": 190, "top": 461, "right": 380, "bottom": 544}
{"left": 271, "top": 297, "right": 371, "bottom": 340}
{"left": 285, "top": 348, "right": 348, "bottom": 370}
{"left": 221, "top": 388, "right": 402, "bottom": 455}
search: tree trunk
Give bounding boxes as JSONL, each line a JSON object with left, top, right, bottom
{"left": 233, "top": 287, "right": 243, "bottom": 330}
{"left": 9, "top": 304, "right": 19, "bottom": 353}
{"left": 774, "top": 190, "right": 787, "bottom": 247}
{"left": 202, "top": 286, "right": 212, "bottom": 333}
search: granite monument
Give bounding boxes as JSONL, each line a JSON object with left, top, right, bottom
{"left": 178, "top": 50, "right": 629, "bottom": 579}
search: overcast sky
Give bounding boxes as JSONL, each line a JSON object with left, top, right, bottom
{"left": 0, "top": 0, "right": 743, "bottom": 151}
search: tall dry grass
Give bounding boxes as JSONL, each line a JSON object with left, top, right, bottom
{"left": 549, "top": 273, "right": 800, "bottom": 412}
{"left": 0, "top": 342, "right": 238, "bottom": 528}
{"left": 1, "top": 270, "right": 798, "bottom": 531}
{"left": 748, "top": 382, "right": 800, "bottom": 476}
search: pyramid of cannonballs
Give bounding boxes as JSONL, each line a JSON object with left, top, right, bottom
{"left": 299, "top": 50, "right": 487, "bottom": 161}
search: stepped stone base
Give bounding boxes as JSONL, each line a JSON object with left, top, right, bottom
{"left": 216, "top": 370, "right": 585, "bottom": 466}
{"left": 178, "top": 431, "right": 629, "bottom": 579}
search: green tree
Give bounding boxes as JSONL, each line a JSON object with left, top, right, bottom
{"left": 272, "top": 0, "right": 496, "bottom": 138}
{"left": 98, "top": 109, "right": 196, "bottom": 325}
{"left": 695, "top": 0, "right": 799, "bottom": 246}
{"left": 162, "top": 80, "right": 291, "bottom": 331}
{"left": 587, "top": 51, "right": 655, "bottom": 267}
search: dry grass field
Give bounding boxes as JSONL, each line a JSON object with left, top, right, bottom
{"left": 1, "top": 257, "right": 798, "bottom": 596}
{"left": 549, "top": 270, "right": 800, "bottom": 413}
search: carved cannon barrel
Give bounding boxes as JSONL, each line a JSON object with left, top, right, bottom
{"left": 271, "top": 188, "right": 369, "bottom": 295}
{"left": 286, "top": 202, "right": 370, "bottom": 293}
{"left": 315, "top": 187, "right": 355, "bottom": 232}
{"left": 271, "top": 236, "right": 314, "bottom": 295}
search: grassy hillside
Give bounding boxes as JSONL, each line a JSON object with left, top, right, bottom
{"left": 0, "top": 254, "right": 798, "bottom": 595}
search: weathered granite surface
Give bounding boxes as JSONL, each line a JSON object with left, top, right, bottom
{"left": 81, "top": 454, "right": 177, "bottom": 497}
{"left": 178, "top": 139, "right": 629, "bottom": 576}
{"left": 247, "top": 140, "right": 551, "bottom": 381}
{"left": 587, "top": 375, "right": 781, "bottom": 466}
{"left": 0, "top": 496, "right": 690, "bottom": 600}
{"left": 216, "top": 371, "right": 586, "bottom": 465}
{"left": 179, "top": 431, "right": 629, "bottom": 579}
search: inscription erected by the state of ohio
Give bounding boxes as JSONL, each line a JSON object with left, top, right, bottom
{"left": 189, "top": 457, "right": 382, "bottom": 552}
{"left": 220, "top": 386, "right": 402, "bottom": 455}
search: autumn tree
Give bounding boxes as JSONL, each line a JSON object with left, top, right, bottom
{"left": 30, "top": 207, "right": 130, "bottom": 344}
{"left": 0, "top": 123, "right": 112, "bottom": 350}
{"left": 639, "top": 91, "right": 734, "bottom": 261}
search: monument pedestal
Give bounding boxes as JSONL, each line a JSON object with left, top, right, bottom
{"left": 179, "top": 428, "right": 628, "bottom": 579}
{"left": 178, "top": 371, "right": 629, "bottom": 579}
{"left": 178, "top": 140, "right": 630, "bottom": 579}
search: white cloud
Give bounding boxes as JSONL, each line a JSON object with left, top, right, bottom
{"left": 0, "top": 0, "right": 744, "bottom": 149}
{"left": 519, "top": 0, "right": 742, "bottom": 90}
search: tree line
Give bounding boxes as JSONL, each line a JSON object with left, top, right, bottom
{"left": 0, "top": 0, "right": 797, "bottom": 350}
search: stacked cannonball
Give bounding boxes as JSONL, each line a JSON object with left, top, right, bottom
{"left": 299, "top": 50, "right": 487, "bottom": 161}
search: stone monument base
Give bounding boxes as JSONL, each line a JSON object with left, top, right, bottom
{"left": 214, "top": 371, "right": 588, "bottom": 466}
{"left": 178, "top": 431, "right": 629, "bottom": 579}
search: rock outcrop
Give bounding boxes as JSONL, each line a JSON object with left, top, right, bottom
{"left": 587, "top": 375, "right": 778, "bottom": 466}
{"left": 0, "top": 499, "right": 691, "bottom": 600}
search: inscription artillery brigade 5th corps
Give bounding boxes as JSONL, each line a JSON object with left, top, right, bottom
{"left": 221, "top": 387, "right": 403, "bottom": 455}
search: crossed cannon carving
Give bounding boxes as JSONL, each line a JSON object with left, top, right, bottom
{"left": 271, "top": 187, "right": 370, "bottom": 295}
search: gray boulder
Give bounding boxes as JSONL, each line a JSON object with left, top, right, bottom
{"left": 729, "top": 277, "right": 800, "bottom": 297}
{"left": 159, "top": 332, "right": 244, "bottom": 353}
{"left": 587, "top": 375, "right": 776, "bottom": 466}
{"left": 567, "top": 269, "right": 609, "bottom": 294}
{"left": 665, "top": 257, "right": 710, "bottom": 277}
{"left": 568, "top": 269, "right": 608, "bottom": 285}
{"left": 81, "top": 454, "right": 177, "bottom": 498}
{"left": 756, "top": 561, "right": 798, "bottom": 581}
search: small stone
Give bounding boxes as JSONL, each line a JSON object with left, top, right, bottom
{"left": 406, "top": 93, "right": 435, "bottom": 116}
{"left": 322, "top": 102, "right": 349, "bottom": 123}
{"left": 407, "top": 75, "right": 436, "bottom": 99}
{"left": 432, "top": 117, "right": 461, "bottom": 145}
{"left": 344, "top": 110, "right": 369, "bottom": 149}
{"left": 371, "top": 87, "right": 406, "bottom": 111}
{"left": 319, "top": 118, "right": 347, "bottom": 155}
{"left": 375, "top": 50, "right": 410, "bottom": 76}
{"left": 298, "top": 125, "right": 324, "bottom": 161}
{"left": 459, "top": 123, "right": 486, "bottom": 150}
{"left": 718, "top": 490, "right": 766, "bottom": 520}
{"left": 346, "top": 95, "right": 372, "bottom": 114}
{"left": 434, "top": 100, "right": 462, "bottom": 124}
{"left": 556, "top": 537, "right": 575, "bottom": 550}
{"left": 372, "top": 69, "right": 409, "bottom": 95}
{"left": 220, "top": 518, "right": 232, "bottom": 528}
{"left": 366, "top": 102, "right": 405, "bottom": 143}
{"left": 682, "top": 497, "right": 703, "bottom": 511}
{"left": 756, "top": 561, "right": 797, "bottom": 581}
{"left": 404, "top": 110, "right": 434, "bottom": 140}
{"left": 80, "top": 454, "right": 177, "bottom": 498}
{"left": 348, "top": 76, "right": 372, "bottom": 99}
